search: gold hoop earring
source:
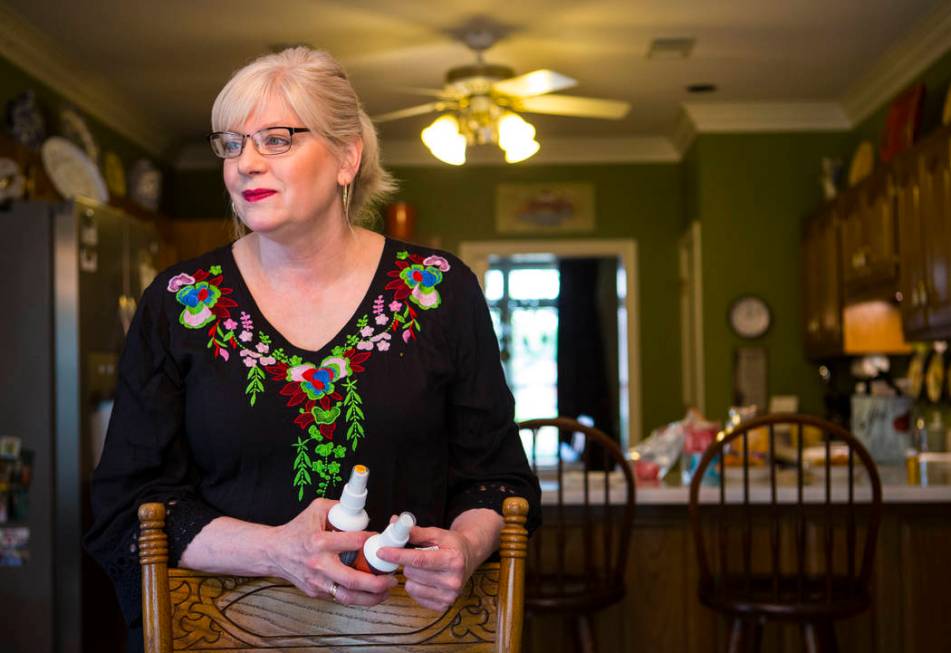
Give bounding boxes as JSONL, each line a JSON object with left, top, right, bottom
{"left": 341, "top": 182, "right": 352, "bottom": 222}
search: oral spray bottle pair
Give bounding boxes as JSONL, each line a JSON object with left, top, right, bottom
{"left": 326, "top": 465, "right": 415, "bottom": 573}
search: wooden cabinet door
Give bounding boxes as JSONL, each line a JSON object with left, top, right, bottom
{"left": 895, "top": 155, "right": 929, "bottom": 334}
{"left": 818, "top": 211, "right": 843, "bottom": 351}
{"left": 839, "top": 190, "right": 867, "bottom": 291}
{"left": 841, "top": 172, "right": 899, "bottom": 298}
{"left": 919, "top": 133, "right": 951, "bottom": 329}
{"left": 802, "top": 210, "right": 843, "bottom": 358}
{"left": 861, "top": 171, "right": 900, "bottom": 287}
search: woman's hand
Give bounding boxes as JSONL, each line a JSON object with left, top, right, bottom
{"left": 180, "top": 498, "right": 397, "bottom": 607}
{"left": 267, "top": 498, "right": 398, "bottom": 605}
{"left": 375, "top": 508, "right": 503, "bottom": 611}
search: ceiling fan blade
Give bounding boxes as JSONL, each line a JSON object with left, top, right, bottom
{"left": 493, "top": 69, "right": 577, "bottom": 98}
{"left": 371, "top": 102, "right": 445, "bottom": 123}
{"left": 393, "top": 86, "right": 453, "bottom": 98}
{"left": 516, "top": 94, "right": 630, "bottom": 119}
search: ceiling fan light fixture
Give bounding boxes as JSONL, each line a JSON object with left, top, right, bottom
{"left": 497, "top": 112, "right": 539, "bottom": 164}
{"left": 421, "top": 114, "right": 467, "bottom": 165}
{"left": 502, "top": 138, "right": 540, "bottom": 164}
{"left": 497, "top": 111, "right": 534, "bottom": 146}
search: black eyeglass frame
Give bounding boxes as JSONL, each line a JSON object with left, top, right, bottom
{"left": 208, "top": 126, "right": 311, "bottom": 159}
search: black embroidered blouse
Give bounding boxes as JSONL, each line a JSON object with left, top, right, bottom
{"left": 84, "top": 237, "right": 541, "bottom": 647}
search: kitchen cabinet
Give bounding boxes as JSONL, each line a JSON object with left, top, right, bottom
{"left": 802, "top": 207, "right": 842, "bottom": 358}
{"left": 803, "top": 124, "right": 951, "bottom": 352}
{"left": 896, "top": 127, "right": 951, "bottom": 339}
{"left": 839, "top": 170, "right": 900, "bottom": 300}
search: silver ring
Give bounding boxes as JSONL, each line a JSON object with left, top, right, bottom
{"left": 329, "top": 582, "right": 339, "bottom": 601}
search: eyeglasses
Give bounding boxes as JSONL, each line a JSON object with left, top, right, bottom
{"left": 208, "top": 126, "right": 310, "bottom": 159}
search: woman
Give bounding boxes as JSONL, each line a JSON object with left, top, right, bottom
{"left": 85, "top": 47, "right": 541, "bottom": 649}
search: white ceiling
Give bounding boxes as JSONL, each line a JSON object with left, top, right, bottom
{"left": 1, "top": 0, "right": 949, "bottom": 165}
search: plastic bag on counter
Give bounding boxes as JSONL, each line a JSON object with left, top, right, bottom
{"left": 629, "top": 409, "right": 710, "bottom": 483}
{"left": 681, "top": 414, "right": 722, "bottom": 485}
{"left": 850, "top": 394, "right": 912, "bottom": 464}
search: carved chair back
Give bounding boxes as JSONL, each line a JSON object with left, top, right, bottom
{"left": 138, "top": 497, "right": 529, "bottom": 653}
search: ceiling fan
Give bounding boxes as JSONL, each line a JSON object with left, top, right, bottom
{"left": 372, "top": 29, "right": 631, "bottom": 164}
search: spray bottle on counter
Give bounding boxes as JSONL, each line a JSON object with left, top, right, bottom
{"left": 354, "top": 512, "right": 416, "bottom": 575}
{"left": 326, "top": 465, "right": 370, "bottom": 565}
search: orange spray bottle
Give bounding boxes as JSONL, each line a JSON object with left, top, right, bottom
{"left": 353, "top": 512, "right": 416, "bottom": 575}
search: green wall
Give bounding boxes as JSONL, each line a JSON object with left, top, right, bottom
{"left": 389, "top": 163, "right": 686, "bottom": 438}
{"left": 686, "top": 132, "right": 850, "bottom": 419}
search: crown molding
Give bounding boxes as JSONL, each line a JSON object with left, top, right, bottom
{"left": 0, "top": 3, "right": 170, "bottom": 157}
{"left": 841, "top": 1, "right": 951, "bottom": 125}
{"left": 379, "top": 135, "right": 680, "bottom": 167}
{"left": 682, "top": 102, "right": 850, "bottom": 133}
{"left": 670, "top": 108, "right": 697, "bottom": 155}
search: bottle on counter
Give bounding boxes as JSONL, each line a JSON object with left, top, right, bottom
{"left": 353, "top": 512, "right": 416, "bottom": 575}
{"left": 926, "top": 410, "right": 946, "bottom": 453}
{"left": 326, "top": 465, "right": 370, "bottom": 565}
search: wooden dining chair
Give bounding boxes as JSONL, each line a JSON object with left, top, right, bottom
{"left": 688, "top": 413, "right": 882, "bottom": 653}
{"left": 517, "top": 417, "right": 636, "bottom": 653}
{"left": 138, "top": 496, "right": 529, "bottom": 653}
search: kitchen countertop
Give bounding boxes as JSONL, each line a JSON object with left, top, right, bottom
{"left": 539, "top": 457, "right": 951, "bottom": 506}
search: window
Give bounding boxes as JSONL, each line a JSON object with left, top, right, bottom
{"left": 485, "top": 257, "right": 561, "bottom": 463}
{"left": 461, "top": 239, "right": 641, "bottom": 449}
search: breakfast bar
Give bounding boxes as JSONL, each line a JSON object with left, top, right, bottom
{"left": 526, "top": 461, "right": 951, "bottom": 653}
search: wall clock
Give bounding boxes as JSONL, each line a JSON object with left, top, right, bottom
{"left": 729, "top": 295, "right": 771, "bottom": 339}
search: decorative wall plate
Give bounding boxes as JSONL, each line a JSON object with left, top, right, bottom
{"left": 847, "top": 141, "right": 874, "bottom": 186}
{"left": 0, "top": 158, "right": 26, "bottom": 202}
{"left": 879, "top": 84, "right": 923, "bottom": 163}
{"left": 104, "top": 151, "right": 127, "bottom": 197}
{"left": 5, "top": 90, "right": 46, "bottom": 148}
{"left": 925, "top": 350, "right": 944, "bottom": 403}
{"left": 41, "top": 137, "right": 108, "bottom": 202}
{"left": 60, "top": 107, "right": 100, "bottom": 164}
{"left": 907, "top": 349, "right": 925, "bottom": 400}
{"left": 129, "top": 158, "right": 162, "bottom": 211}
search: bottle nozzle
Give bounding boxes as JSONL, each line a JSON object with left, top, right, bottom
{"left": 339, "top": 465, "right": 369, "bottom": 511}
{"left": 382, "top": 512, "right": 416, "bottom": 548}
{"left": 348, "top": 465, "right": 369, "bottom": 493}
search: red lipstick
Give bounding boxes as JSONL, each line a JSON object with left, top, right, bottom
{"left": 242, "top": 188, "right": 277, "bottom": 202}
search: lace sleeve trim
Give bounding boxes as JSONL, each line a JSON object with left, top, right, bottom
{"left": 103, "top": 497, "right": 222, "bottom": 626}
{"left": 446, "top": 482, "right": 541, "bottom": 533}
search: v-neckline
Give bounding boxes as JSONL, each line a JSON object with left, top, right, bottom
{"left": 223, "top": 236, "right": 393, "bottom": 357}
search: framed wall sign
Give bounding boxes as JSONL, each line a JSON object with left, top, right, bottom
{"left": 495, "top": 182, "right": 595, "bottom": 234}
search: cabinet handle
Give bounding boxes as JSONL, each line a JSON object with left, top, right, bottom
{"left": 918, "top": 280, "right": 928, "bottom": 306}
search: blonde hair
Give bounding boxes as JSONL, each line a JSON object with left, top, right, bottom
{"left": 212, "top": 47, "right": 395, "bottom": 233}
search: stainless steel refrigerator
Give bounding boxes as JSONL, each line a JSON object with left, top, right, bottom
{"left": 0, "top": 197, "right": 160, "bottom": 653}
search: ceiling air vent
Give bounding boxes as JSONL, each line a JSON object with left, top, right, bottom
{"left": 647, "top": 37, "right": 695, "bottom": 59}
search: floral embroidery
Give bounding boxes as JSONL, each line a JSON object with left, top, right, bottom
{"left": 385, "top": 250, "right": 451, "bottom": 342}
{"left": 169, "top": 247, "right": 452, "bottom": 501}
